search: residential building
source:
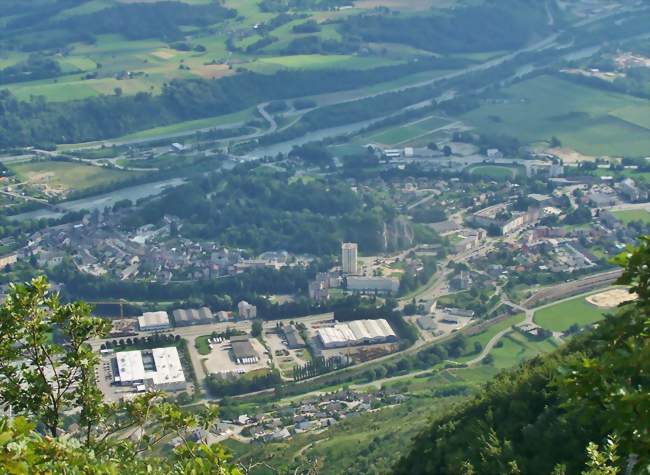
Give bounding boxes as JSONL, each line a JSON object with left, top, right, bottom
{"left": 346, "top": 276, "right": 400, "bottom": 294}
{"left": 341, "top": 242, "right": 358, "bottom": 275}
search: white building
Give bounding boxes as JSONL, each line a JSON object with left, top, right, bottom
{"left": 114, "top": 347, "right": 185, "bottom": 390}
{"left": 346, "top": 276, "right": 400, "bottom": 294}
{"left": 238, "top": 300, "right": 257, "bottom": 319}
{"left": 341, "top": 242, "right": 358, "bottom": 275}
{"left": 138, "top": 311, "right": 171, "bottom": 331}
{"left": 317, "top": 319, "right": 397, "bottom": 348}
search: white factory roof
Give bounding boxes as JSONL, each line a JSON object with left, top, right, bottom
{"left": 116, "top": 347, "right": 185, "bottom": 386}
{"left": 318, "top": 319, "right": 396, "bottom": 346}
{"left": 138, "top": 311, "right": 170, "bottom": 329}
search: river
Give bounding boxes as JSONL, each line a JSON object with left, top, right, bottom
{"left": 9, "top": 177, "right": 186, "bottom": 221}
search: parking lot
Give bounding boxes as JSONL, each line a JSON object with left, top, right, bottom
{"left": 265, "top": 331, "right": 310, "bottom": 377}
{"left": 202, "top": 338, "right": 270, "bottom": 377}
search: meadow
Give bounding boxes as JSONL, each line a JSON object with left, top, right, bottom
{"left": 612, "top": 209, "right": 650, "bottom": 225}
{"left": 8, "top": 160, "right": 145, "bottom": 193}
{"left": 462, "top": 75, "right": 650, "bottom": 157}
{"left": 533, "top": 293, "right": 609, "bottom": 332}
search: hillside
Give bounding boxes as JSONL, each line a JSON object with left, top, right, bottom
{"left": 394, "top": 242, "right": 650, "bottom": 474}
{"left": 0, "top": 0, "right": 557, "bottom": 148}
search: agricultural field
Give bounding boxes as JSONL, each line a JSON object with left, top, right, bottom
{"left": 244, "top": 54, "right": 401, "bottom": 74}
{"left": 533, "top": 292, "right": 611, "bottom": 332}
{"left": 0, "top": 0, "right": 455, "bottom": 104}
{"left": 461, "top": 75, "right": 650, "bottom": 157}
{"left": 612, "top": 209, "right": 650, "bottom": 225}
{"left": 7, "top": 160, "right": 146, "bottom": 196}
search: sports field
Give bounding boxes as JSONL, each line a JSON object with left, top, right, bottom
{"left": 612, "top": 209, "right": 650, "bottom": 225}
{"left": 533, "top": 293, "right": 610, "bottom": 332}
{"left": 462, "top": 75, "right": 650, "bottom": 157}
{"left": 468, "top": 164, "right": 522, "bottom": 180}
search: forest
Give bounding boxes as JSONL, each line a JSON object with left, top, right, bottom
{"left": 123, "top": 168, "right": 396, "bottom": 255}
{"left": 340, "top": 0, "right": 554, "bottom": 54}
{"left": 0, "top": 1, "right": 236, "bottom": 51}
{"left": 0, "top": 57, "right": 463, "bottom": 148}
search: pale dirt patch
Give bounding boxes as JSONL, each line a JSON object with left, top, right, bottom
{"left": 354, "top": 0, "right": 455, "bottom": 10}
{"left": 547, "top": 147, "right": 599, "bottom": 164}
{"left": 586, "top": 288, "right": 638, "bottom": 308}
{"left": 191, "top": 63, "right": 232, "bottom": 79}
{"left": 151, "top": 49, "right": 177, "bottom": 60}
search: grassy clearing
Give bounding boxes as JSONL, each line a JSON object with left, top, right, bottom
{"left": 194, "top": 335, "right": 212, "bottom": 356}
{"left": 533, "top": 295, "right": 609, "bottom": 332}
{"left": 113, "top": 107, "right": 256, "bottom": 142}
{"left": 488, "top": 332, "right": 560, "bottom": 369}
{"left": 7, "top": 160, "right": 144, "bottom": 192}
{"left": 462, "top": 75, "right": 650, "bottom": 157}
{"left": 247, "top": 54, "right": 399, "bottom": 73}
{"left": 455, "top": 313, "right": 526, "bottom": 363}
{"left": 612, "top": 209, "right": 650, "bottom": 225}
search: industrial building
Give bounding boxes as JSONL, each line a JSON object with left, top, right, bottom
{"left": 172, "top": 307, "right": 214, "bottom": 327}
{"left": 137, "top": 311, "right": 171, "bottom": 332}
{"left": 230, "top": 336, "right": 259, "bottom": 364}
{"left": 346, "top": 276, "right": 400, "bottom": 294}
{"left": 317, "top": 319, "right": 397, "bottom": 348}
{"left": 283, "top": 325, "right": 306, "bottom": 349}
{"left": 114, "top": 347, "right": 185, "bottom": 390}
{"left": 341, "top": 242, "right": 358, "bottom": 275}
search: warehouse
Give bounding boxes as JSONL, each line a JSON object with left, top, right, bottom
{"left": 230, "top": 336, "right": 259, "bottom": 364}
{"left": 172, "top": 307, "right": 214, "bottom": 327}
{"left": 114, "top": 347, "right": 185, "bottom": 390}
{"left": 283, "top": 325, "right": 305, "bottom": 349}
{"left": 317, "top": 319, "right": 397, "bottom": 348}
{"left": 138, "top": 311, "right": 171, "bottom": 332}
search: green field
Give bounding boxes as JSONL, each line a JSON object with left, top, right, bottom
{"left": 612, "top": 209, "right": 650, "bottom": 225}
{"left": 246, "top": 54, "right": 399, "bottom": 73}
{"left": 455, "top": 313, "right": 526, "bottom": 363}
{"left": 368, "top": 115, "right": 453, "bottom": 146}
{"left": 462, "top": 75, "right": 650, "bottom": 157}
{"left": 8, "top": 160, "right": 145, "bottom": 192}
{"left": 469, "top": 164, "right": 521, "bottom": 180}
{"left": 194, "top": 335, "right": 212, "bottom": 356}
{"left": 533, "top": 294, "right": 609, "bottom": 332}
{"left": 488, "top": 332, "right": 560, "bottom": 369}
